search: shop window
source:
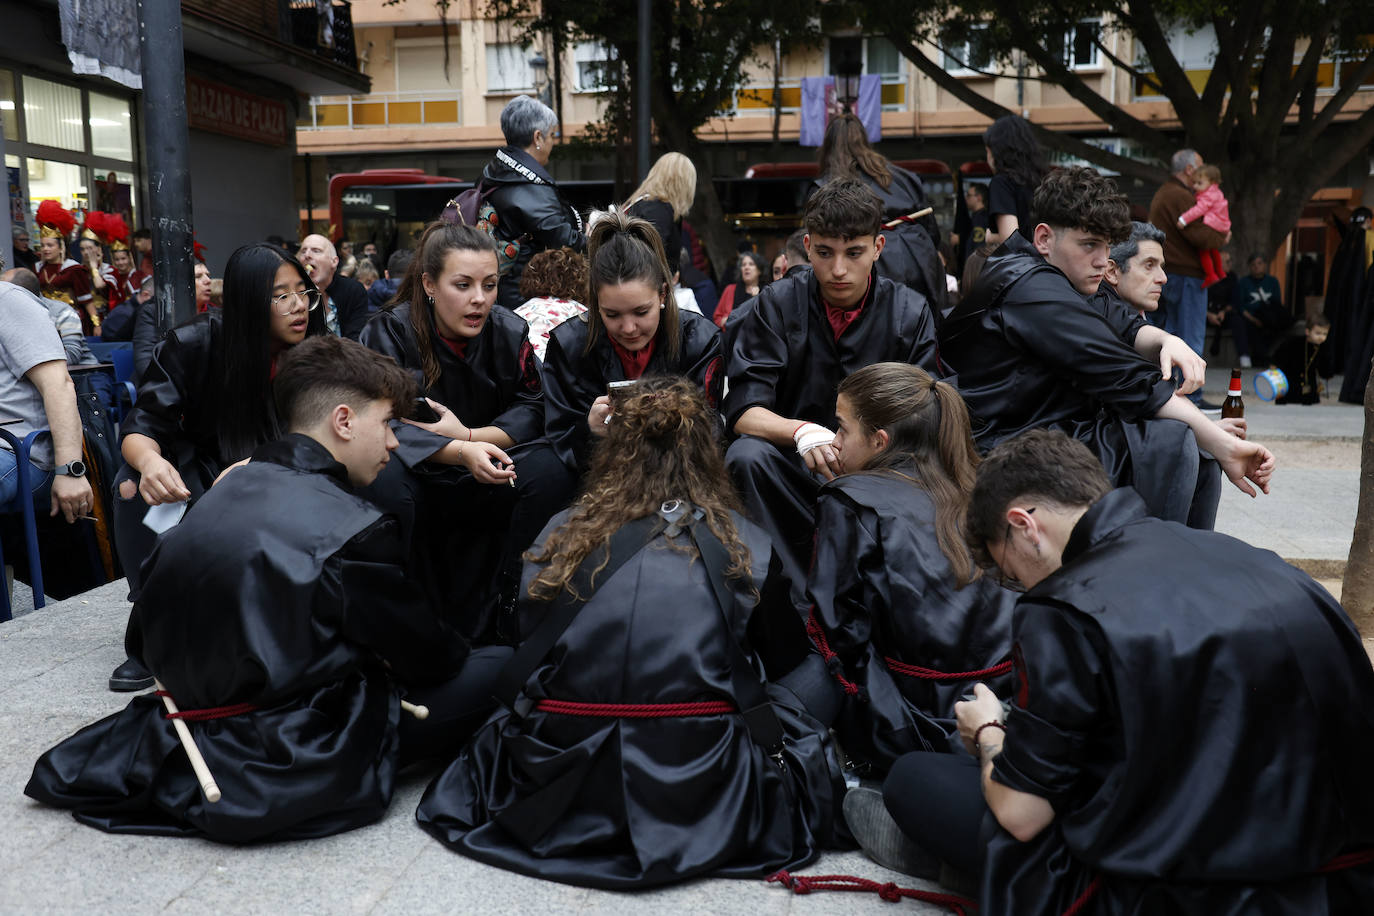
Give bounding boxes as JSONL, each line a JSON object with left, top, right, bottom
{"left": 0, "top": 70, "right": 16, "bottom": 142}
{"left": 89, "top": 92, "right": 132, "bottom": 161}
{"left": 27, "top": 158, "right": 86, "bottom": 211}
{"left": 23, "top": 76, "right": 84, "bottom": 152}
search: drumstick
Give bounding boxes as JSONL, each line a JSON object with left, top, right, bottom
{"left": 883, "top": 206, "right": 934, "bottom": 229}
{"left": 401, "top": 699, "right": 430, "bottom": 720}
{"left": 153, "top": 678, "right": 222, "bottom": 804}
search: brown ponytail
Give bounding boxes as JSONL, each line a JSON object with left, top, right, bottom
{"left": 584, "top": 209, "right": 680, "bottom": 362}
{"left": 837, "top": 362, "right": 981, "bottom": 586}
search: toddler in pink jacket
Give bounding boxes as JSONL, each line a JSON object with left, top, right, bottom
{"left": 1177, "top": 164, "right": 1230, "bottom": 288}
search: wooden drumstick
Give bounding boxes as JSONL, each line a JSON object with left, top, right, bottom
{"left": 153, "top": 678, "right": 222, "bottom": 804}
{"left": 401, "top": 699, "right": 430, "bottom": 720}
{"left": 883, "top": 206, "right": 934, "bottom": 229}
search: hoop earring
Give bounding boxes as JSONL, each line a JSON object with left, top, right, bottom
{"left": 427, "top": 294, "right": 435, "bottom": 307}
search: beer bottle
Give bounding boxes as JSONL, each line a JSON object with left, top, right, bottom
{"left": 1221, "top": 368, "right": 1244, "bottom": 419}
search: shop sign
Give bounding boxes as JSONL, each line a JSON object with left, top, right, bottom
{"left": 186, "top": 75, "right": 288, "bottom": 147}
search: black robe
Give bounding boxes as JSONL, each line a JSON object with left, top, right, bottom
{"left": 983, "top": 489, "right": 1374, "bottom": 915}
{"left": 359, "top": 304, "right": 574, "bottom": 643}
{"left": 415, "top": 511, "right": 840, "bottom": 889}
{"left": 1339, "top": 259, "right": 1374, "bottom": 404}
{"left": 1325, "top": 216, "right": 1368, "bottom": 378}
{"left": 541, "top": 309, "right": 723, "bottom": 473}
{"left": 940, "top": 234, "right": 1215, "bottom": 527}
{"left": 807, "top": 469, "right": 1016, "bottom": 773}
{"left": 26, "top": 435, "right": 469, "bottom": 842}
{"left": 723, "top": 267, "right": 939, "bottom": 431}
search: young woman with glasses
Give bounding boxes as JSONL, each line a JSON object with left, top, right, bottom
{"left": 107, "top": 243, "right": 326, "bottom": 692}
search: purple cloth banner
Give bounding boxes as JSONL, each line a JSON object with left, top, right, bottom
{"left": 800, "top": 75, "right": 883, "bottom": 147}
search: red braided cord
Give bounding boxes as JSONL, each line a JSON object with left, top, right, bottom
{"left": 535, "top": 699, "right": 735, "bottom": 718}
{"left": 804, "top": 609, "right": 861, "bottom": 696}
{"left": 766, "top": 871, "right": 974, "bottom": 914}
{"left": 1061, "top": 875, "right": 1102, "bottom": 916}
{"left": 1318, "top": 848, "right": 1374, "bottom": 873}
{"left": 883, "top": 656, "right": 1013, "bottom": 682}
{"left": 154, "top": 690, "right": 260, "bottom": 722}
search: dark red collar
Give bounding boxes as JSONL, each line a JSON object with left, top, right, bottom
{"left": 821, "top": 275, "right": 874, "bottom": 341}
{"left": 611, "top": 336, "right": 656, "bottom": 379}
{"left": 438, "top": 334, "right": 469, "bottom": 358}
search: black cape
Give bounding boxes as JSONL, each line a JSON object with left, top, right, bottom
{"left": 1339, "top": 257, "right": 1374, "bottom": 404}
{"left": 26, "top": 435, "right": 469, "bottom": 842}
{"left": 807, "top": 470, "right": 1015, "bottom": 772}
{"left": 982, "top": 489, "right": 1374, "bottom": 915}
{"left": 415, "top": 511, "right": 840, "bottom": 889}
{"left": 723, "top": 267, "right": 939, "bottom": 431}
{"left": 940, "top": 235, "right": 1207, "bottom": 525}
{"left": 542, "top": 309, "right": 722, "bottom": 472}
{"left": 1325, "top": 217, "right": 1368, "bottom": 378}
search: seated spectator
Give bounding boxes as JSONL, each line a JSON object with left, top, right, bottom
{"left": 724, "top": 178, "right": 938, "bottom": 588}
{"left": 711, "top": 250, "right": 765, "bottom": 327}
{"left": 12, "top": 224, "right": 38, "bottom": 272}
{"left": 939, "top": 167, "right": 1273, "bottom": 530}
{"left": 107, "top": 244, "right": 327, "bottom": 691}
{"left": 27, "top": 335, "right": 507, "bottom": 842}
{"left": 2, "top": 268, "right": 98, "bottom": 366}
{"left": 298, "top": 234, "right": 369, "bottom": 339}
{"left": 625, "top": 151, "right": 695, "bottom": 277}
{"left": 417, "top": 377, "right": 839, "bottom": 887}
{"left": 483, "top": 95, "right": 586, "bottom": 310}
{"left": 355, "top": 257, "right": 379, "bottom": 292}
{"left": 513, "top": 246, "right": 588, "bottom": 360}
{"left": 542, "top": 209, "right": 721, "bottom": 476}
{"left": 806, "top": 363, "right": 1015, "bottom": 776}
{"left": 0, "top": 280, "right": 94, "bottom": 540}
{"left": 360, "top": 221, "right": 576, "bottom": 644}
{"left": 367, "top": 248, "right": 412, "bottom": 313}
{"left": 862, "top": 430, "right": 1374, "bottom": 912}
{"left": 1230, "top": 253, "right": 1288, "bottom": 366}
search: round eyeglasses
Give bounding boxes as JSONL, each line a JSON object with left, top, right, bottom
{"left": 271, "top": 289, "right": 321, "bottom": 315}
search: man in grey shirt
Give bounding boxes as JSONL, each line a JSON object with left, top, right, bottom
{"left": 2, "top": 267, "right": 97, "bottom": 366}
{"left": 0, "top": 280, "right": 94, "bottom": 522}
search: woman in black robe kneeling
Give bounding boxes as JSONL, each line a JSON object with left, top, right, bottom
{"left": 417, "top": 377, "right": 842, "bottom": 888}
{"left": 807, "top": 362, "right": 1016, "bottom": 775}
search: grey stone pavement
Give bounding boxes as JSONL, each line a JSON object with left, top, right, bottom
{"left": 0, "top": 367, "right": 1364, "bottom": 915}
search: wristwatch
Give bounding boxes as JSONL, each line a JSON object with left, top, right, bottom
{"left": 55, "top": 459, "right": 87, "bottom": 478}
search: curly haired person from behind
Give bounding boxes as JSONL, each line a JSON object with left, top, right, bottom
{"left": 940, "top": 167, "right": 1274, "bottom": 529}
{"left": 514, "top": 246, "right": 588, "bottom": 360}
{"left": 417, "top": 377, "right": 840, "bottom": 888}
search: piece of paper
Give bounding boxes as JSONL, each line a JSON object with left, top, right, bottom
{"left": 142, "top": 500, "right": 188, "bottom": 534}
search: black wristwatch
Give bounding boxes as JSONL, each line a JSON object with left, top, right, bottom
{"left": 55, "top": 459, "right": 87, "bottom": 478}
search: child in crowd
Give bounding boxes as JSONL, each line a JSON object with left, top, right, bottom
{"left": 1176, "top": 164, "right": 1231, "bottom": 289}
{"left": 1273, "top": 314, "right": 1331, "bottom": 405}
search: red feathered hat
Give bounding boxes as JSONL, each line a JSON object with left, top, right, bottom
{"left": 193, "top": 238, "right": 208, "bottom": 263}
{"left": 36, "top": 200, "right": 76, "bottom": 239}
{"left": 104, "top": 214, "right": 130, "bottom": 251}
{"left": 83, "top": 211, "right": 109, "bottom": 243}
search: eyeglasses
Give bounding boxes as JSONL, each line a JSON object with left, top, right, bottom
{"left": 994, "top": 507, "right": 1035, "bottom": 593}
{"left": 271, "top": 288, "right": 321, "bottom": 314}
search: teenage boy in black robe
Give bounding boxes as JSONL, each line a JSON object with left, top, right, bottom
{"left": 859, "top": 430, "right": 1372, "bottom": 915}
{"left": 26, "top": 336, "right": 509, "bottom": 842}
{"left": 939, "top": 167, "right": 1274, "bottom": 529}
{"left": 723, "top": 178, "right": 938, "bottom": 585}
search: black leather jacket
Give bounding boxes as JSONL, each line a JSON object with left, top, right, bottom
{"left": 481, "top": 147, "right": 586, "bottom": 309}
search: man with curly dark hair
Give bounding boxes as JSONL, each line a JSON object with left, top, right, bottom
{"left": 939, "top": 167, "right": 1274, "bottom": 529}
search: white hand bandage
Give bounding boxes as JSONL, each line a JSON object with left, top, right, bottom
{"left": 793, "top": 422, "right": 836, "bottom": 458}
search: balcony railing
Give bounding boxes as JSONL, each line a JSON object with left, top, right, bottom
{"left": 181, "top": 0, "right": 359, "bottom": 71}
{"left": 298, "top": 91, "right": 463, "bottom": 129}
{"left": 728, "top": 75, "right": 909, "bottom": 115}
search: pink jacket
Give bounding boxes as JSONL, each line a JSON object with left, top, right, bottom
{"left": 1179, "top": 184, "right": 1231, "bottom": 233}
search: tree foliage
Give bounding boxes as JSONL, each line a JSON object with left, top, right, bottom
{"left": 484, "top": 0, "right": 822, "bottom": 278}
{"left": 856, "top": 0, "right": 1374, "bottom": 260}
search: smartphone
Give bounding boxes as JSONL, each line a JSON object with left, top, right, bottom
{"left": 411, "top": 398, "right": 441, "bottom": 423}
{"left": 607, "top": 379, "right": 640, "bottom": 407}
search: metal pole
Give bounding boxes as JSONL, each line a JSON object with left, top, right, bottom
{"left": 138, "top": 0, "right": 195, "bottom": 331}
{"left": 636, "top": 0, "right": 651, "bottom": 182}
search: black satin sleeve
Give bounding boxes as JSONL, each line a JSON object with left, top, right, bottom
{"left": 721, "top": 287, "right": 792, "bottom": 429}
{"left": 745, "top": 546, "right": 813, "bottom": 680}
{"left": 488, "top": 336, "right": 546, "bottom": 444}
{"left": 359, "top": 309, "right": 425, "bottom": 387}
{"left": 806, "top": 490, "right": 883, "bottom": 678}
{"left": 321, "top": 515, "right": 470, "bottom": 683}
{"left": 677, "top": 311, "right": 724, "bottom": 409}
{"left": 992, "top": 600, "right": 1108, "bottom": 805}
{"left": 1000, "top": 283, "right": 1174, "bottom": 420}
{"left": 542, "top": 325, "right": 602, "bottom": 471}
{"left": 895, "top": 285, "right": 940, "bottom": 373}
{"left": 122, "top": 322, "right": 210, "bottom": 455}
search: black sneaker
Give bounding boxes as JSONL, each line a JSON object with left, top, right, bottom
{"left": 109, "top": 657, "right": 154, "bottom": 692}
{"left": 1196, "top": 399, "right": 1223, "bottom": 416}
{"left": 842, "top": 787, "right": 940, "bottom": 879}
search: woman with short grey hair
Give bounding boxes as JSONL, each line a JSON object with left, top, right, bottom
{"left": 481, "top": 95, "right": 586, "bottom": 309}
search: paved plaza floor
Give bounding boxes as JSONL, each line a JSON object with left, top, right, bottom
{"left": 0, "top": 367, "right": 1366, "bottom": 914}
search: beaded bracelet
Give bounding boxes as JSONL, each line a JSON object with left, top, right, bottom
{"left": 973, "top": 721, "right": 1006, "bottom": 751}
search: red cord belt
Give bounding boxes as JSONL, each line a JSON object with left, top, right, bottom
{"left": 535, "top": 699, "right": 735, "bottom": 718}
{"left": 883, "top": 656, "right": 1013, "bottom": 681}
{"left": 154, "top": 690, "right": 260, "bottom": 722}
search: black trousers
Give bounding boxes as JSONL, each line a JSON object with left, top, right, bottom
{"left": 725, "top": 435, "right": 820, "bottom": 593}
{"left": 111, "top": 462, "right": 212, "bottom": 601}
{"left": 398, "top": 644, "right": 514, "bottom": 765}
{"left": 882, "top": 750, "right": 990, "bottom": 879}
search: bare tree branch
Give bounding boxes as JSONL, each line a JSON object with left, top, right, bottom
{"left": 1307, "top": 51, "right": 1374, "bottom": 141}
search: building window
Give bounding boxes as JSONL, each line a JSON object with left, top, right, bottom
{"left": 865, "top": 36, "right": 902, "bottom": 79}
{"left": 88, "top": 92, "right": 133, "bottom": 161}
{"left": 23, "top": 76, "right": 84, "bottom": 152}
{"left": 486, "top": 43, "right": 534, "bottom": 93}
{"left": 395, "top": 39, "right": 460, "bottom": 92}
{"left": 1062, "top": 18, "right": 1101, "bottom": 69}
{"left": 574, "top": 41, "right": 616, "bottom": 92}
{"left": 942, "top": 24, "right": 992, "bottom": 74}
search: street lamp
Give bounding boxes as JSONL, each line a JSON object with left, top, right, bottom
{"left": 529, "top": 52, "right": 552, "bottom": 107}
{"left": 834, "top": 49, "right": 862, "bottom": 115}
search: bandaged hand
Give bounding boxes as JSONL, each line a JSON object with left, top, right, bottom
{"left": 794, "top": 422, "right": 841, "bottom": 481}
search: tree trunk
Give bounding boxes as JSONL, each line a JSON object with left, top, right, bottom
{"left": 1225, "top": 171, "right": 1277, "bottom": 263}
{"left": 1344, "top": 360, "right": 1374, "bottom": 633}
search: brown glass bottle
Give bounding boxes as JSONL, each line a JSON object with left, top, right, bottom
{"left": 1221, "top": 368, "right": 1244, "bottom": 419}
